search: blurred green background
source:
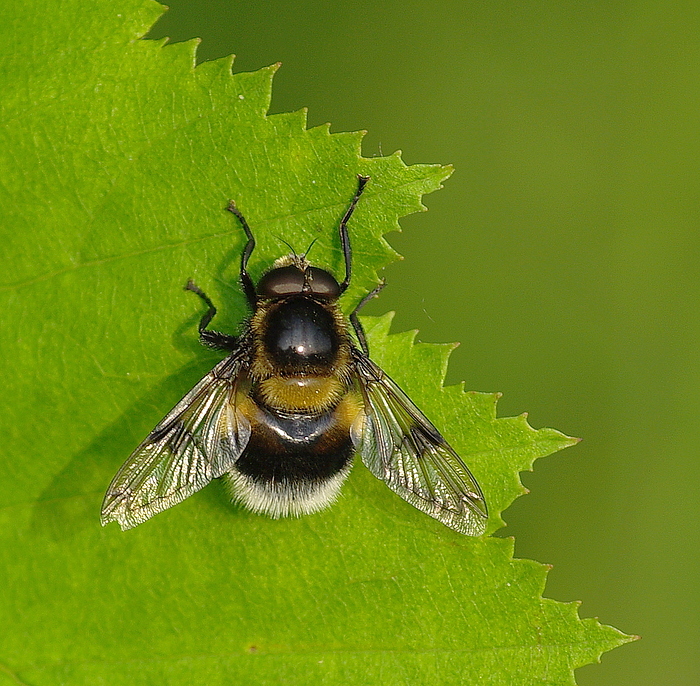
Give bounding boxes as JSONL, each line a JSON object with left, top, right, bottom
{"left": 149, "top": 2, "right": 698, "bottom": 684}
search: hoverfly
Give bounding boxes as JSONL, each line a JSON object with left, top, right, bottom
{"left": 101, "top": 176, "right": 487, "bottom": 535}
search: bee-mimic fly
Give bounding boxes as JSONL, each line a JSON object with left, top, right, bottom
{"left": 101, "top": 176, "right": 488, "bottom": 535}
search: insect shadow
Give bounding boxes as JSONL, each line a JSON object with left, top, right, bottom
{"left": 30, "top": 360, "right": 248, "bottom": 543}
{"left": 30, "top": 238, "right": 253, "bottom": 542}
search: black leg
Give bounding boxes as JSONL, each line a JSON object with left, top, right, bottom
{"left": 338, "top": 175, "right": 370, "bottom": 294}
{"left": 226, "top": 200, "right": 257, "bottom": 308}
{"left": 349, "top": 280, "right": 386, "bottom": 355}
{"left": 184, "top": 280, "right": 239, "bottom": 351}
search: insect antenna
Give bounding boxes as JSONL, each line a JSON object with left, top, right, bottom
{"left": 273, "top": 235, "right": 298, "bottom": 257}
{"left": 303, "top": 237, "right": 318, "bottom": 258}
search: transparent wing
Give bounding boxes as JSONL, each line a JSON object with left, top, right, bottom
{"left": 351, "top": 351, "right": 488, "bottom": 536}
{"left": 101, "top": 352, "right": 252, "bottom": 530}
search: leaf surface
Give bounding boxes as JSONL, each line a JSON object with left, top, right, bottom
{"left": 0, "top": 1, "right": 632, "bottom": 683}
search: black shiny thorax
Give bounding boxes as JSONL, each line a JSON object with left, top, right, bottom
{"left": 262, "top": 295, "right": 341, "bottom": 370}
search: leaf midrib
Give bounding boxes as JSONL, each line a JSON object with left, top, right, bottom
{"left": 14, "top": 641, "right": 599, "bottom": 674}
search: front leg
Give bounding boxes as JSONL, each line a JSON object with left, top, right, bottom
{"left": 349, "top": 280, "right": 386, "bottom": 355}
{"left": 184, "top": 280, "right": 239, "bottom": 351}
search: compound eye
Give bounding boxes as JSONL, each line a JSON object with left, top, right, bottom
{"left": 257, "top": 266, "right": 305, "bottom": 298}
{"left": 306, "top": 267, "right": 340, "bottom": 300}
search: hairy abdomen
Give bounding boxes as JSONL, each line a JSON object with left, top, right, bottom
{"left": 225, "top": 393, "right": 362, "bottom": 518}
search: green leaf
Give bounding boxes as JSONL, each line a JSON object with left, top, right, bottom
{"left": 0, "top": 0, "right": 633, "bottom": 684}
